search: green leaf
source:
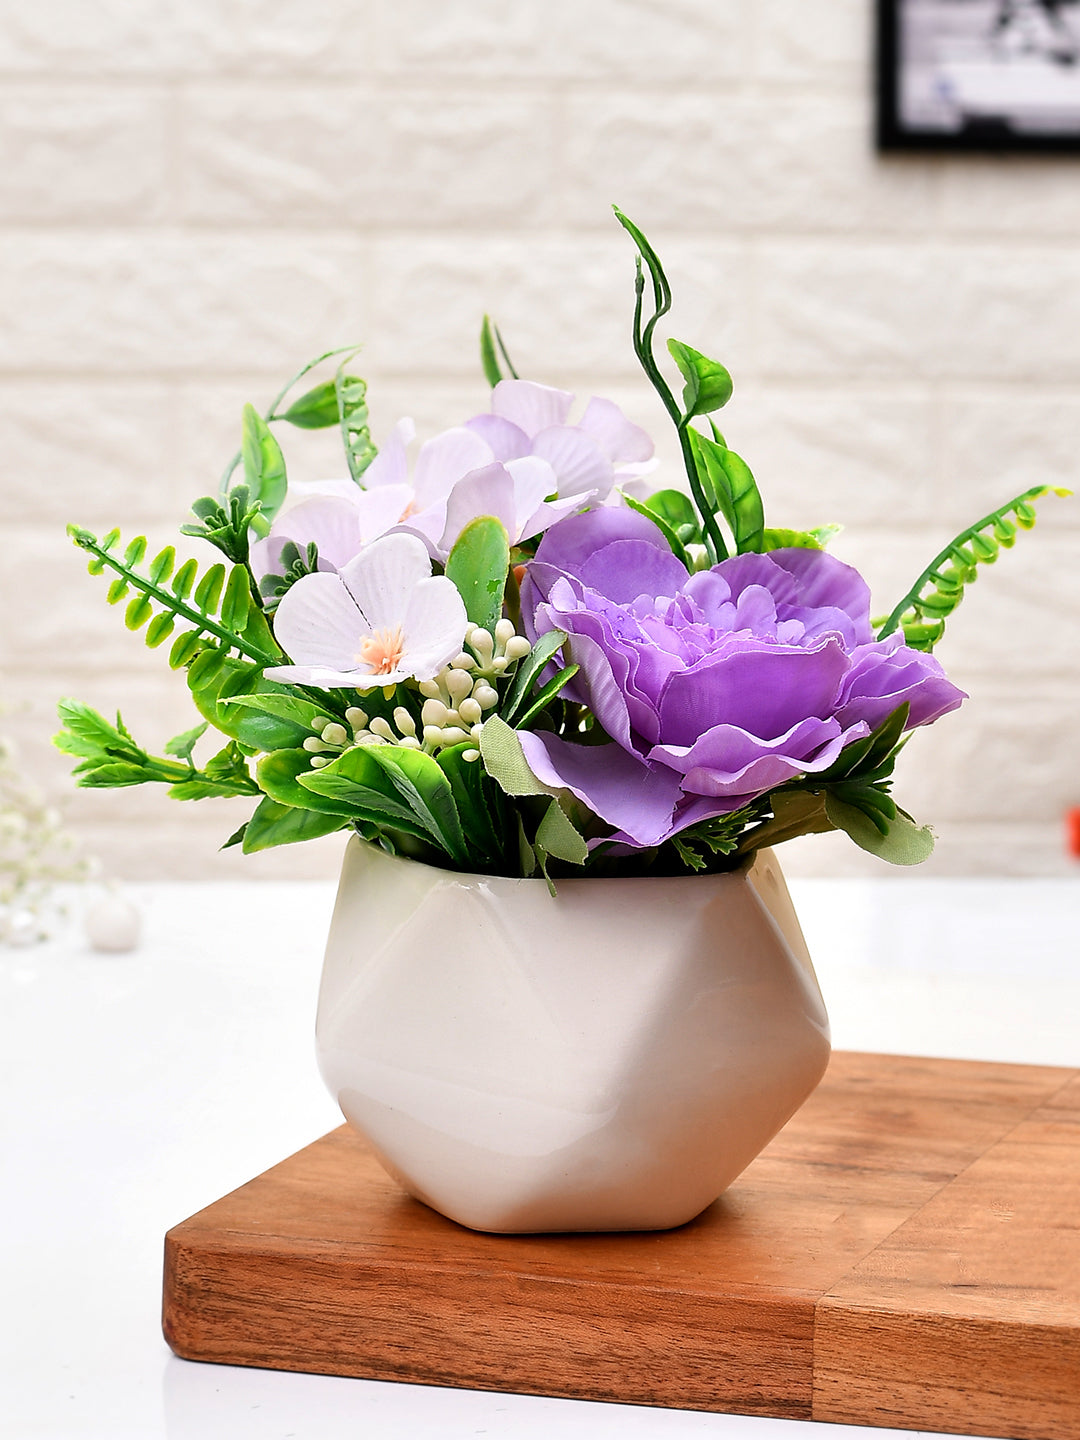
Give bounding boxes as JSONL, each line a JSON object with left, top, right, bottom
{"left": 513, "top": 663, "right": 579, "bottom": 729}
{"left": 124, "top": 594, "right": 154, "bottom": 630}
{"left": 761, "top": 527, "right": 827, "bottom": 552}
{"left": 148, "top": 546, "right": 175, "bottom": 584}
{"left": 502, "top": 628, "right": 567, "bottom": 725}
{"left": 164, "top": 721, "right": 208, "bottom": 763}
{"left": 172, "top": 558, "right": 198, "bottom": 600}
{"left": 436, "top": 742, "right": 505, "bottom": 863}
{"left": 445, "top": 515, "right": 511, "bottom": 633}
{"left": 256, "top": 749, "right": 359, "bottom": 816}
{"left": 298, "top": 746, "right": 433, "bottom": 840}
{"left": 362, "top": 746, "right": 471, "bottom": 865}
{"left": 479, "top": 314, "right": 503, "bottom": 388}
{"left": 169, "top": 630, "right": 204, "bottom": 669}
{"left": 479, "top": 714, "right": 559, "bottom": 797}
{"left": 224, "top": 692, "right": 336, "bottom": 732}
{"left": 667, "top": 338, "right": 733, "bottom": 419}
{"left": 623, "top": 494, "right": 692, "bottom": 571}
{"left": 241, "top": 796, "right": 349, "bottom": 853}
{"left": 219, "top": 565, "right": 251, "bottom": 633}
{"left": 221, "top": 823, "right": 247, "bottom": 850}
{"left": 193, "top": 563, "right": 226, "bottom": 615}
{"left": 686, "top": 429, "right": 765, "bottom": 554}
{"left": 534, "top": 797, "right": 587, "bottom": 865}
{"left": 145, "top": 612, "right": 176, "bottom": 648}
{"left": 825, "top": 796, "right": 935, "bottom": 866}
{"left": 281, "top": 377, "right": 365, "bottom": 430}
{"left": 644, "top": 488, "right": 699, "bottom": 540}
{"left": 241, "top": 403, "right": 288, "bottom": 523}
{"left": 188, "top": 659, "right": 311, "bottom": 752}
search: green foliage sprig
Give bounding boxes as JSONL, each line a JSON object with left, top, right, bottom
{"left": 54, "top": 701, "right": 259, "bottom": 800}
{"left": 877, "top": 484, "right": 1071, "bottom": 651}
{"left": 67, "top": 525, "right": 280, "bottom": 669}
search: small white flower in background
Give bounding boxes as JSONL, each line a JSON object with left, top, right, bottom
{"left": 265, "top": 532, "right": 469, "bottom": 691}
{"left": 0, "top": 729, "right": 93, "bottom": 946}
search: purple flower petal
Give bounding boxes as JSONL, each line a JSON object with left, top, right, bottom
{"left": 517, "top": 730, "right": 683, "bottom": 849}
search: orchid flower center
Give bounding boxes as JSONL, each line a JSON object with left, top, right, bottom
{"left": 358, "top": 624, "right": 406, "bottom": 675}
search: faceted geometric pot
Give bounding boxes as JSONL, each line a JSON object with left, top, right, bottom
{"left": 316, "top": 837, "right": 830, "bottom": 1234}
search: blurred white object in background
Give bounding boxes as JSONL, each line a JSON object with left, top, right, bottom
{"left": 84, "top": 885, "right": 142, "bottom": 952}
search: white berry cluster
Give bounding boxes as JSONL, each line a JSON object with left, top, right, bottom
{"left": 303, "top": 621, "right": 533, "bottom": 768}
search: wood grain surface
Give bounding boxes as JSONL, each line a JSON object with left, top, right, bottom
{"left": 162, "top": 1052, "right": 1080, "bottom": 1434}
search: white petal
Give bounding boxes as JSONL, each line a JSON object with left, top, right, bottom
{"left": 337, "top": 531, "right": 433, "bottom": 631}
{"left": 413, "top": 427, "right": 493, "bottom": 508}
{"left": 517, "top": 492, "right": 593, "bottom": 543}
{"left": 492, "top": 379, "right": 573, "bottom": 438}
{"left": 268, "top": 496, "right": 364, "bottom": 572}
{"left": 363, "top": 418, "right": 415, "bottom": 487}
{"left": 529, "top": 425, "right": 613, "bottom": 499}
{"left": 401, "top": 575, "right": 469, "bottom": 681}
{"left": 439, "top": 463, "right": 517, "bottom": 553}
{"left": 352, "top": 483, "right": 414, "bottom": 541}
{"left": 271, "top": 572, "right": 367, "bottom": 670}
{"left": 263, "top": 663, "right": 370, "bottom": 690}
{"left": 578, "top": 396, "right": 654, "bottom": 464}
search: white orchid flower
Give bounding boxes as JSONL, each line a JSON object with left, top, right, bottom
{"left": 264, "top": 532, "right": 468, "bottom": 691}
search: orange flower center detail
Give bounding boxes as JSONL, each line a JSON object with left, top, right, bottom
{"left": 358, "top": 625, "right": 406, "bottom": 675}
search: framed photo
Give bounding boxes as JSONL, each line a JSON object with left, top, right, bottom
{"left": 877, "top": 0, "right": 1080, "bottom": 151}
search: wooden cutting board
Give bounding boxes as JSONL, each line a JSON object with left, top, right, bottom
{"left": 163, "top": 1052, "right": 1080, "bottom": 1438}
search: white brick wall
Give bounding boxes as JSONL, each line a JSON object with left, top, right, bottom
{"left": 0, "top": 0, "right": 1076, "bottom": 881}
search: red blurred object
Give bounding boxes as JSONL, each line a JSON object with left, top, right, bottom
{"left": 1068, "top": 808, "right": 1080, "bottom": 859}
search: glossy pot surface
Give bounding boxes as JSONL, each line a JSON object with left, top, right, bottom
{"left": 317, "top": 837, "right": 830, "bottom": 1233}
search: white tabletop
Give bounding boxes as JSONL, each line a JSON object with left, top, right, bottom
{"left": 3, "top": 874, "right": 1078, "bottom": 1440}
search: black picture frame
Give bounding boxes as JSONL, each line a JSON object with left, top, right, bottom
{"left": 877, "top": 0, "right": 1080, "bottom": 152}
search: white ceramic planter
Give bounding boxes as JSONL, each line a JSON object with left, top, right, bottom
{"left": 316, "top": 837, "right": 830, "bottom": 1234}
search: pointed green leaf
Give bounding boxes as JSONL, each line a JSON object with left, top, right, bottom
{"left": 297, "top": 746, "right": 433, "bottom": 840}
{"left": 479, "top": 315, "right": 503, "bottom": 388}
{"left": 241, "top": 796, "right": 349, "bottom": 853}
{"left": 281, "top": 377, "right": 364, "bottom": 430}
{"left": 164, "top": 721, "right": 208, "bottom": 762}
{"left": 224, "top": 692, "right": 336, "bottom": 731}
{"left": 687, "top": 429, "right": 765, "bottom": 554}
{"left": 502, "top": 628, "right": 567, "bottom": 725}
{"left": 362, "top": 745, "right": 470, "bottom": 864}
{"left": 667, "top": 338, "right": 733, "bottom": 419}
{"left": 445, "top": 515, "right": 511, "bottom": 633}
{"left": 623, "top": 494, "right": 691, "bottom": 571}
{"left": 241, "top": 402, "right": 288, "bottom": 522}
{"left": 513, "top": 663, "right": 579, "bottom": 729}
{"left": 256, "top": 749, "right": 359, "bottom": 816}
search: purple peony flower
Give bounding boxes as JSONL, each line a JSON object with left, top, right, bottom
{"left": 517, "top": 508, "right": 966, "bottom": 848}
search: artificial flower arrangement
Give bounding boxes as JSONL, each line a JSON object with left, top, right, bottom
{"left": 54, "top": 213, "right": 1067, "bottom": 885}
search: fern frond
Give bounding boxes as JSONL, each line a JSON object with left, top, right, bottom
{"left": 877, "top": 484, "right": 1071, "bottom": 651}
{"left": 68, "top": 525, "right": 278, "bottom": 668}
